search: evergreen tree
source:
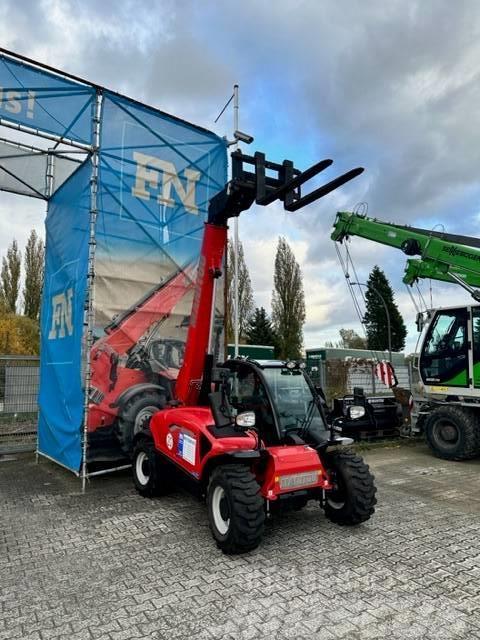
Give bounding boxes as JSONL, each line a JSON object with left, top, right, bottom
{"left": 0, "top": 239, "right": 21, "bottom": 313}
{"left": 271, "top": 237, "right": 305, "bottom": 359}
{"left": 23, "top": 230, "right": 45, "bottom": 320}
{"left": 226, "top": 238, "right": 255, "bottom": 342}
{"left": 245, "top": 307, "right": 278, "bottom": 346}
{"left": 363, "top": 265, "right": 407, "bottom": 351}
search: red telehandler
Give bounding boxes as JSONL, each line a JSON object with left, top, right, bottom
{"left": 88, "top": 264, "right": 196, "bottom": 454}
{"left": 132, "top": 150, "right": 377, "bottom": 553}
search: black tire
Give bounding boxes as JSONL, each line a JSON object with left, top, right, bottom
{"left": 323, "top": 449, "right": 377, "bottom": 525}
{"left": 132, "top": 439, "right": 170, "bottom": 498}
{"left": 425, "top": 406, "right": 480, "bottom": 460}
{"left": 117, "top": 391, "right": 166, "bottom": 456}
{"left": 207, "top": 464, "right": 265, "bottom": 554}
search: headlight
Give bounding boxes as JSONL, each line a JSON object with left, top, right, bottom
{"left": 348, "top": 405, "right": 365, "bottom": 420}
{"left": 236, "top": 411, "right": 256, "bottom": 428}
{"left": 277, "top": 470, "right": 319, "bottom": 490}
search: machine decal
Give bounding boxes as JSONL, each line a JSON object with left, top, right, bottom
{"left": 178, "top": 432, "right": 196, "bottom": 465}
{"left": 166, "top": 433, "right": 174, "bottom": 450}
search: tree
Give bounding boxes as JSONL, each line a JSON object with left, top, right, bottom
{"left": 0, "top": 312, "right": 40, "bottom": 354}
{"left": 271, "top": 237, "right": 305, "bottom": 359}
{"left": 363, "top": 265, "right": 407, "bottom": 351}
{"left": 23, "top": 230, "right": 45, "bottom": 320}
{"left": 325, "top": 328, "right": 367, "bottom": 349}
{"left": 226, "top": 238, "right": 255, "bottom": 342}
{"left": 245, "top": 307, "right": 278, "bottom": 346}
{"left": 0, "top": 239, "right": 21, "bottom": 313}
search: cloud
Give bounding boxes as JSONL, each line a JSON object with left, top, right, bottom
{"left": 1, "top": 1, "right": 480, "bottom": 352}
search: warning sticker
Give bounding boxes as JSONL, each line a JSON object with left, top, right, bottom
{"left": 177, "top": 433, "right": 196, "bottom": 465}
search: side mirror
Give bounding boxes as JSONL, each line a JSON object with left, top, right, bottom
{"left": 236, "top": 411, "right": 256, "bottom": 428}
{"left": 347, "top": 405, "right": 365, "bottom": 420}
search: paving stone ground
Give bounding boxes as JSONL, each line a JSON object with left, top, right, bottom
{"left": 2, "top": 442, "right": 480, "bottom": 639}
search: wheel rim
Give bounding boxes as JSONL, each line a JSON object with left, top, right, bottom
{"left": 211, "top": 486, "right": 230, "bottom": 535}
{"left": 134, "top": 406, "right": 158, "bottom": 435}
{"left": 135, "top": 451, "right": 150, "bottom": 486}
{"left": 326, "top": 493, "right": 346, "bottom": 510}
{"left": 432, "top": 418, "right": 459, "bottom": 450}
{"left": 326, "top": 473, "right": 346, "bottom": 509}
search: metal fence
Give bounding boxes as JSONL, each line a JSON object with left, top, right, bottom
{"left": 308, "top": 358, "right": 413, "bottom": 403}
{"left": 0, "top": 354, "right": 416, "bottom": 455}
{"left": 0, "top": 355, "right": 39, "bottom": 453}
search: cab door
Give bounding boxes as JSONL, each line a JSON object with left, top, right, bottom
{"left": 228, "top": 365, "right": 279, "bottom": 445}
{"left": 419, "top": 308, "right": 469, "bottom": 388}
{"left": 471, "top": 306, "right": 480, "bottom": 388}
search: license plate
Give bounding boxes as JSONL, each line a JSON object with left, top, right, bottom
{"left": 279, "top": 471, "right": 318, "bottom": 490}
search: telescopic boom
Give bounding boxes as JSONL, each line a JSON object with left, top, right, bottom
{"left": 175, "top": 154, "right": 364, "bottom": 405}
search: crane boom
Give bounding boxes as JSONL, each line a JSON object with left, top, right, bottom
{"left": 331, "top": 211, "right": 480, "bottom": 299}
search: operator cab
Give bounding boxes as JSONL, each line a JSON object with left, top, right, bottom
{"left": 420, "top": 307, "right": 469, "bottom": 387}
{"left": 220, "top": 359, "right": 330, "bottom": 447}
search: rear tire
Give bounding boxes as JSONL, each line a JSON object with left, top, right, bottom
{"left": 117, "top": 391, "right": 166, "bottom": 456}
{"left": 323, "top": 449, "right": 376, "bottom": 525}
{"left": 425, "top": 406, "right": 480, "bottom": 460}
{"left": 207, "top": 464, "right": 265, "bottom": 554}
{"left": 132, "top": 439, "right": 169, "bottom": 498}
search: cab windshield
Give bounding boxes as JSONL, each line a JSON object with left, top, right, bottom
{"left": 262, "top": 367, "right": 323, "bottom": 433}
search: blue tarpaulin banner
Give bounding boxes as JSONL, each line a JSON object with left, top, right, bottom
{"left": 37, "top": 162, "right": 91, "bottom": 471}
{"left": 0, "top": 50, "right": 227, "bottom": 473}
{"left": 87, "top": 94, "right": 226, "bottom": 457}
{"left": 94, "top": 93, "right": 227, "bottom": 330}
{"left": 0, "top": 53, "right": 94, "bottom": 144}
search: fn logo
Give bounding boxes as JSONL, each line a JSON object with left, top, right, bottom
{"left": 48, "top": 288, "right": 74, "bottom": 339}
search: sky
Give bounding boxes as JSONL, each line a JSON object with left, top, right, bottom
{"left": 1, "top": 0, "right": 480, "bottom": 353}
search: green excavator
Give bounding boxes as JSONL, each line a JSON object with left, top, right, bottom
{"left": 331, "top": 211, "right": 480, "bottom": 461}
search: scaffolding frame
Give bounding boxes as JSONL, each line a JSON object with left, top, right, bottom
{"left": 0, "top": 47, "right": 226, "bottom": 490}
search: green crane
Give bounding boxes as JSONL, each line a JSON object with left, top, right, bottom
{"left": 332, "top": 211, "right": 480, "bottom": 299}
{"left": 331, "top": 210, "right": 480, "bottom": 462}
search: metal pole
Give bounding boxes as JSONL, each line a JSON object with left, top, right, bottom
{"left": 36, "top": 153, "right": 55, "bottom": 465}
{"left": 81, "top": 89, "right": 102, "bottom": 494}
{"left": 0, "top": 117, "right": 92, "bottom": 151}
{"left": 45, "top": 150, "right": 55, "bottom": 197}
{"left": 371, "top": 285, "right": 392, "bottom": 364}
{"left": 351, "top": 282, "right": 392, "bottom": 363}
{"left": 233, "top": 84, "right": 240, "bottom": 357}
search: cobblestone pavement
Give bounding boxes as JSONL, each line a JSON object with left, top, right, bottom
{"left": 2, "top": 443, "right": 480, "bottom": 639}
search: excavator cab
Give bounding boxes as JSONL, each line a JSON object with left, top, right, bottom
{"left": 419, "top": 307, "right": 469, "bottom": 388}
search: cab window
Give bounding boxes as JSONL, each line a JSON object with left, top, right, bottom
{"left": 420, "top": 309, "right": 468, "bottom": 386}
{"left": 472, "top": 307, "right": 480, "bottom": 387}
{"left": 228, "top": 367, "right": 278, "bottom": 444}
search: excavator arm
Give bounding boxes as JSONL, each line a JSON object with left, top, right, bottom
{"left": 331, "top": 211, "right": 480, "bottom": 300}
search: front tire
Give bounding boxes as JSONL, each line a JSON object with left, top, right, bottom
{"left": 207, "top": 465, "right": 265, "bottom": 554}
{"left": 132, "top": 439, "right": 169, "bottom": 498}
{"left": 425, "top": 406, "right": 480, "bottom": 460}
{"left": 117, "top": 391, "right": 166, "bottom": 456}
{"left": 323, "top": 449, "right": 376, "bottom": 525}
